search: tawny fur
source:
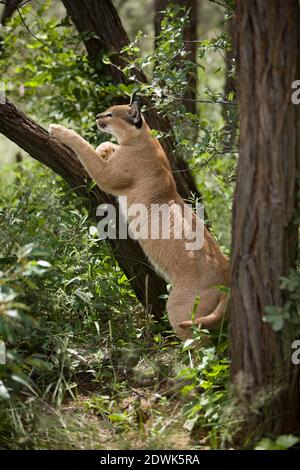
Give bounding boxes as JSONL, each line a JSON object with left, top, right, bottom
{"left": 49, "top": 102, "right": 229, "bottom": 340}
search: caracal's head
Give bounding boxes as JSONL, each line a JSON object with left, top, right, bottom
{"left": 96, "top": 101, "right": 144, "bottom": 142}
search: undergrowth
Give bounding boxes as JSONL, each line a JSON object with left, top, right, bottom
{"left": 0, "top": 160, "right": 230, "bottom": 450}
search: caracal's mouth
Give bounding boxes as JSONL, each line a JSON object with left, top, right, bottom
{"left": 96, "top": 120, "right": 107, "bottom": 130}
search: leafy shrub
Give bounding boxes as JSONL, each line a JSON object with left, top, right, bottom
{"left": 0, "top": 160, "right": 139, "bottom": 406}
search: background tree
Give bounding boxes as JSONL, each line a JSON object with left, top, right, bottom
{"left": 154, "top": 0, "right": 199, "bottom": 114}
{"left": 230, "top": 0, "right": 300, "bottom": 443}
{"left": 0, "top": 0, "right": 22, "bottom": 25}
{"left": 61, "top": 0, "right": 200, "bottom": 199}
{"left": 0, "top": 0, "right": 22, "bottom": 56}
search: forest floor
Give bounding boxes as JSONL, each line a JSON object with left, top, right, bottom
{"left": 60, "top": 384, "right": 199, "bottom": 450}
{"left": 14, "top": 346, "right": 209, "bottom": 450}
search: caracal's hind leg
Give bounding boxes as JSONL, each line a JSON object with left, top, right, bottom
{"left": 166, "top": 284, "right": 201, "bottom": 340}
{"left": 167, "top": 283, "right": 223, "bottom": 340}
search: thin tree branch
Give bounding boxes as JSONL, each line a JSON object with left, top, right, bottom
{"left": 16, "top": 4, "right": 54, "bottom": 51}
{"left": 208, "top": 0, "right": 227, "bottom": 9}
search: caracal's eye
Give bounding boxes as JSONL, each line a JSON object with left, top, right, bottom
{"left": 106, "top": 113, "right": 113, "bottom": 118}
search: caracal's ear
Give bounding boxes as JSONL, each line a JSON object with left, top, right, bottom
{"left": 129, "top": 101, "right": 142, "bottom": 128}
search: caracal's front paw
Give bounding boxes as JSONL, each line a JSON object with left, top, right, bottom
{"left": 49, "top": 124, "right": 76, "bottom": 145}
{"left": 96, "top": 142, "right": 112, "bottom": 153}
{"left": 96, "top": 142, "right": 114, "bottom": 155}
{"left": 96, "top": 142, "right": 115, "bottom": 160}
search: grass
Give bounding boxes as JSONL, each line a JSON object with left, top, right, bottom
{"left": 0, "top": 323, "right": 210, "bottom": 450}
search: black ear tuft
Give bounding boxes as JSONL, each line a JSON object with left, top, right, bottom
{"left": 129, "top": 92, "right": 136, "bottom": 106}
{"left": 129, "top": 92, "right": 141, "bottom": 106}
{"left": 129, "top": 101, "right": 143, "bottom": 128}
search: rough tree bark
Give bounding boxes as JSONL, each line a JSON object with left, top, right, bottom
{"left": 230, "top": 0, "right": 300, "bottom": 442}
{"left": 0, "top": 100, "right": 166, "bottom": 319}
{"left": 154, "top": 0, "right": 198, "bottom": 114}
{"left": 61, "top": 0, "right": 201, "bottom": 201}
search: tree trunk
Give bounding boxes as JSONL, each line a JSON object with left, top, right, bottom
{"left": 0, "top": 100, "right": 166, "bottom": 319}
{"left": 154, "top": 0, "right": 168, "bottom": 39}
{"left": 154, "top": 0, "right": 198, "bottom": 114}
{"left": 61, "top": 0, "right": 201, "bottom": 201}
{"left": 230, "top": 0, "right": 300, "bottom": 443}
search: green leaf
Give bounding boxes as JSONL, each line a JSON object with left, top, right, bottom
{"left": 183, "top": 416, "right": 198, "bottom": 431}
{"left": 0, "top": 380, "right": 10, "bottom": 400}
{"left": 256, "top": 435, "right": 299, "bottom": 450}
{"left": 108, "top": 412, "right": 129, "bottom": 423}
{"left": 17, "top": 243, "right": 35, "bottom": 260}
{"left": 276, "top": 435, "right": 299, "bottom": 449}
{"left": 183, "top": 338, "right": 195, "bottom": 350}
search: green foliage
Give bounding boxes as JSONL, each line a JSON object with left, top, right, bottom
{"left": 0, "top": 2, "right": 135, "bottom": 144}
{"left": 0, "top": 161, "right": 139, "bottom": 407}
{"left": 255, "top": 434, "right": 299, "bottom": 450}
{"left": 178, "top": 329, "right": 230, "bottom": 447}
{"left": 0, "top": 0, "right": 299, "bottom": 451}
